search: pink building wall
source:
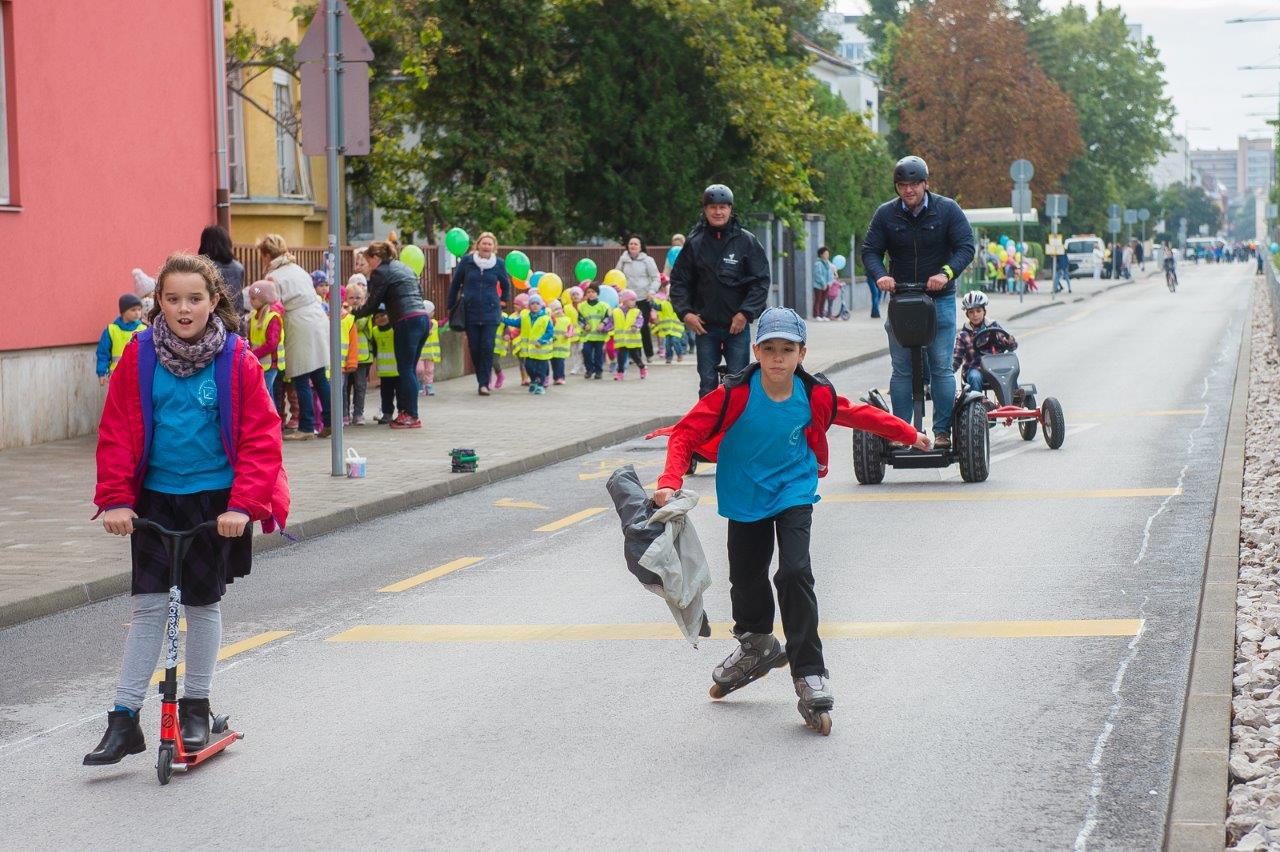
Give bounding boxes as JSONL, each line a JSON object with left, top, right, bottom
{"left": 0, "top": 0, "right": 217, "bottom": 351}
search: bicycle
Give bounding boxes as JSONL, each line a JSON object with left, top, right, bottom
{"left": 1165, "top": 264, "right": 1178, "bottom": 293}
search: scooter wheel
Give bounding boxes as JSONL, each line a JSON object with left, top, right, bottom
{"left": 157, "top": 744, "right": 174, "bottom": 786}
{"left": 709, "top": 682, "right": 728, "bottom": 699}
{"left": 211, "top": 714, "right": 230, "bottom": 734}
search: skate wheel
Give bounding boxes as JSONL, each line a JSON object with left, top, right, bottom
{"left": 709, "top": 683, "right": 727, "bottom": 700}
{"left": 816, "top": 712, "right": 832, "bottom": 736}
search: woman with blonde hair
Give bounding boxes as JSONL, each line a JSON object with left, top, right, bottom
{"left": 257, "top": 234, "right": 331, "bottom": 440}
{"left": 446, "top": 231, "right": 514, "bottom": 396}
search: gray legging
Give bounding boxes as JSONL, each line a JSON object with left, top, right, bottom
{"left": 115, "top": 594, "right": 221, "bottom": 710}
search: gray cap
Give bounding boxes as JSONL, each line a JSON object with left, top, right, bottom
{"left": 755, "top": 307, "right": 806, "bottom": 345}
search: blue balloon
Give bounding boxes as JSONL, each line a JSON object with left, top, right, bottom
{"left": 666, "top": 246, "right": 681, "bottom": 268}
{"left": 598, "top": 285, "right": 620, "bottom": 308}
{"left": 832, "top": 254, "right": 847, "bottom": 271}
{"left": 530, "top": 271, "right": 545, "bottom": 289}
{"left": 1271, "top": 242, "right": 1279, "bottom": 254}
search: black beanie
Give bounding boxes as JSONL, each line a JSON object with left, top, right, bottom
{"left": 118, "top": 293, "right": 143, "bottom": 314}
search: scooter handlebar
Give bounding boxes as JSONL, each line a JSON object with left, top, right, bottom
{"left": 131, "top": 518, "right": 219, "bottom": 540}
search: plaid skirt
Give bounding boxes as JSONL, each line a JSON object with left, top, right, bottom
{"left": 131, "top": 488, "right": 253, "bottom": 606}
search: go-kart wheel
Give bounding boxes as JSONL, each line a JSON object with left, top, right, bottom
{"left": 157, "top": 744, "right": 174, "bottom": 786}
{"left": 686, "top": 459, "right": 698, "bottom": 476}
{"left": 955, "top": 400, "right": 990, "bottom": 483}
{"left": 851, "top": 429, "right": 886, "bottom": 485}
{"left": 1041, "top": 397, "right": 1065, "bottom": 449}
{"left": 1018, "top": 394, "right": 1038, "bottom": 441}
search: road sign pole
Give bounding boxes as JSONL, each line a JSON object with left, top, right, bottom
{"left": 1050, "top": 215, "right": 1059, "bottom": 300}
{"left": 326, "top": 0, "right": 345, "bottom": 477}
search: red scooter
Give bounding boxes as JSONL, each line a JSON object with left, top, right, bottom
{"left": 132, "top": 518, "right": 243, "bottom": 785}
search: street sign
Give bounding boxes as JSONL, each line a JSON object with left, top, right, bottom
{"left": 1045, "top": 193, "right": 1068, "bottom": 218}
{"left": 1108, "top": 217, "right": 1122, "bottom": 233}
{"left": 1046, "top": 234, "right": 1065, "bottom": 255}
{"left": 1011, "top": 187, "right": 1032, "bottom": 214}
{"left": 1137, "top": 208, "right": 1150, "bottom": 222}
{"left": 302, "top": 62, "right": 371, "bottom": 155}
{"left": 1270, "top": 203, "right": 1279, "bottom": 219}
{"left": 296, "top": 0, "right": 373, "bottom": 62}
{"left": 1199, "top": 224, "right": 1210, "bottom": 235}
{"left": 1108, "top": 203, "right": 1122, "bottom": 218}
{"left": 1123, "top": 209, "right": 1137, "bottom": 225}
{"left": 1010, "top": 159, "right": 1035, "bottom": 182}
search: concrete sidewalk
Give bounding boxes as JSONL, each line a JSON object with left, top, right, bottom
{"left": 0, "top": 277, "right": 1132, "bottom": 628}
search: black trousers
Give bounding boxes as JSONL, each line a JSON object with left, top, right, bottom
{"left": 379, "top": 380, "right": 398, "bottom": 417}
{"left": 636, "top": 298, "right": 655, "bottom": 359}
{"left": 727, "top": 504, "right": 824, "bottom": 677}
{"left": 466, "top": 322, "right": 498, "bottom": 389}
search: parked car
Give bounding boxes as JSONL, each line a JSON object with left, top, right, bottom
{"left": 1065, "top": 235, "right": 1106, "bottom": 278}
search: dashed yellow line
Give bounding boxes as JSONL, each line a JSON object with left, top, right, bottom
{"left": 327, "top": 619, "right": 1142, "bottom": 644}
{"left": 535, "top": 507, "right": 606, "bottom": 532}
{"left": 150, "top": 630, "right": 293, "bottom": 685}
{"left": 379, "top": 557, "right": 486, "bottom": 592}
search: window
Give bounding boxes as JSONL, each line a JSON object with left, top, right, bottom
{"left": 0, "top": 4, "right": 10, "bottom": 205}
{"left": 273, "top": 69, "right": 308, "bottom": 197}
{"left": 226, "top": 69, "right": 247, "bottom": 196}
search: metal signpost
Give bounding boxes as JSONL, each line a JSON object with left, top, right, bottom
{"left": 298, "top": 0, "right": 372, "bottom": 476}
{"left": 1108, "top": 203, "right": 1122, "bottom": 278}
{"left": 1045, "top": 193, "right": 1068, "bottom": 299}
{"left": 1010, "top": 159, "right": 1034, "bottom": 248}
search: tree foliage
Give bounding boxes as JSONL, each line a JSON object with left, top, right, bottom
{"left": 1159, "top": 183, "right": 1224, "bottom": 238}
{"left": 891, "top": 0, "right": 1082, "bottom": 207}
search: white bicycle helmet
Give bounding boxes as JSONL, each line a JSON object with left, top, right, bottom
{"left": 961, "top": 291, "right": 989, "bottom": 310}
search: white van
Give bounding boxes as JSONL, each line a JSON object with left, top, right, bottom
{"left": 1065, "top": 235, "right": 1105, "bottom": 278}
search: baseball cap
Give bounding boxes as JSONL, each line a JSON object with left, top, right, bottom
{"left": 755, "top": 307, "right": 806, "bottom": 345}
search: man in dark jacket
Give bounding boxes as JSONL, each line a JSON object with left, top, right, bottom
{"left": 861, "top": 156, "right": 975, "bottom": 446}
{"left": 669, "top": 184, "right": 771, "bottom": 397}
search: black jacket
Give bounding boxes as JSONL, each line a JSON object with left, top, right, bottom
{"left": 446, "top": 253, "right": 514, "bottom": 326}
{"left": 860, "top": 191, "right": 975, "bottom": 298}
{"left": 669, "top": 215, "right": 770, "bottom": 329}
{"left": 354, "top": 259, "right": 426, "bottom": 323}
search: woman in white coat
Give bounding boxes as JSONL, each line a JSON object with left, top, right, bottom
{"left": 257, "top": 234, "right": 331, "bottom": 440}
{"left": 615, "top": 235, "right": 661, "bottom": 359}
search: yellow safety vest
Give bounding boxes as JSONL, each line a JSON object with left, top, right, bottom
{"left": 656, "top": 300, "right": 683, "bottom": 338}
{"left": 106, "top": 322, "right": 146, "bottom": 374}
{"left": 551, "top": 316, "right": 573, "bottom": 359}
{"left": 340, "top": 313, "right": 355, "bottom": 365}
{"left": 511, "top": 310, "right": 528, "bottom": 357}
{"left": 520, "top": 312, "right": 553, "bottom": 361}
{"left": 612, "top": 307, "right": 642, "bottom": 349}
{"left": 493, "top": 322, "right": 509, "bottom": 357}
{"left": 419, "top": 318, "right": 441, "bottom": 363}
{"left": 371, "top": 324, "right": 398, "bottom": 378}
{"left": 248, "top": 308, "right": 285, "bottom": 372}
{"left": 356, "top": 317, "right": 373, "bottom": 364}
{"left": 577, "top": 301, "right": 609, "bottom": 342}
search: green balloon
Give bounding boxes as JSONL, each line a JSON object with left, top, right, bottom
{"left": 445, "top": 227, "right": 470, "bottom": 257}
{"left": 399, "top": 244, "right": 426, "bottom": 276}
{"left": 574, "top": 257, "right": 598, "bottom": 283}
{"left": 506, "top": 250, "right": 531, "bottom": 280}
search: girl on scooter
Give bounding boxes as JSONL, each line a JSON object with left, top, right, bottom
{"left": 86, "top": 252, "right": 289, "bottom": 768}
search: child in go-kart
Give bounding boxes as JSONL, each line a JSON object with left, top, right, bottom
{"left": 952, "top": 291, "right": 1018, "bottom": 394}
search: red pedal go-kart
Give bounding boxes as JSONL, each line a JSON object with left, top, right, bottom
{"left": 970, "top": 328, "right": 1065, "bottom": 449}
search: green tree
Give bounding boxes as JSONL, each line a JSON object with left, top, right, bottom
{"left": 1025, "top": 3, "right": 1174, "bottom": 233}
{"left": 1159, "top": 183, "right": 1223, "bottom": 238}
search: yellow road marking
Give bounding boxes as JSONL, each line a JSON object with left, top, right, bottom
{"left": 699, "top": 487, "right": 1180, "bottom": 506}
{"left": 535, "top": 507, "right": 606, "bottom": 532}
{"left": 494, "top": 498, "right": 548, "bottom": 510}
{"left": 327, "top": 619, "right": 1142, "bottom": 644}
{"left": 379, "top": 557, "right": 486, "bottom": 592}
{"left": 151, "top": 630, "right": 293, "bottom": 684}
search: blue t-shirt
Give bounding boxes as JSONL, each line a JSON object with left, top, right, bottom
{"left": 144, "top": 361, "right": 234, "bottom": 494}
{"left": 666, "top": 246, "right": 681, "bottom": 269}
{"left": 715, "top": 372, "right": 819, "bottom": 522}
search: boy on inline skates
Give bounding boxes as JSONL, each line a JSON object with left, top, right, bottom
{"left": 651, "top": 308, "right": 928, "bottom": 734}
{"left": 952, "top": 291, "right": 1017, "bottom": 394}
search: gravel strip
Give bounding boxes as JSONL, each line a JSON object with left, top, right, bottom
{"left": 1229, "top": 280, "right": 1280, "bottom": 850}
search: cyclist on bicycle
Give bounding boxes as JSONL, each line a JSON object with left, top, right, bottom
{"left": 1162, "top": 243, "right": 1178, "bottom": 289}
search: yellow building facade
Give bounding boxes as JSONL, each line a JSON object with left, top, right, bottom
{"left": 224, "top": 1, "right": 342, "bottom": 248}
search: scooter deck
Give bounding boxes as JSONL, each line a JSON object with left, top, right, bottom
{"left": 177, "top": 729, "right": 243, "bottom": 767}
{"left": 886, "top": 447, "right": 953, "bottom": 469}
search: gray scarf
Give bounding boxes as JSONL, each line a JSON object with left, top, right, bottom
{"left": 152, "top": 314, "right": 228, "bottom": 378}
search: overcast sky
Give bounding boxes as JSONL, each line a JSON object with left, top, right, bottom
{"left": 834, "top": 0, "right": 1280, "bottom": 152}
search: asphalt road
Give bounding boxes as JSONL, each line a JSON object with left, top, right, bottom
{"left": 0, "top": 261, "right": 1253, "bottom": 849}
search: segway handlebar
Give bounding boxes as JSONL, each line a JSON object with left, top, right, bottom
{"left": 131, "top": 518, "right": 219, "bottom": 540}
{"left": 893, "top": 281, "right": 928, "bottom": 293}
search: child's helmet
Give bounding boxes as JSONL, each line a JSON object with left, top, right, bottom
{"left": 960, "top": 291, "right": 989, "bottom": 310}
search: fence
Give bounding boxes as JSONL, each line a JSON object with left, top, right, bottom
{"left": 234, "top": 243, "right": 674, "bottom": 315}
{"left": 1268, "top": 253, "right": 1280, "bottom": 342}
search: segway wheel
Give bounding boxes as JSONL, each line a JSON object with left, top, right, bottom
{"left": 1041, "top": 397, "right": 1066, "bottom": 449}
{"left": 157, "top": 744, "right": 174, "bottom": 786}
{"left": 955, "top": 401, "right": 990, "bottom": 483}
{"left": 1018, "top": 394, "right": 1038, "bottom": 442}
{"left": 851, "top": 429, "right": 886, "bottom": 485}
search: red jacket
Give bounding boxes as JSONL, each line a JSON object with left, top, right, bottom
{"left": 653, "top": 364, "right": 918, "bottom": 492}
{"left": 94, "top": 329, "right": 291, "bottom": 534}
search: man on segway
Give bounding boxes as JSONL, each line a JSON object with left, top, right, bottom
{"left": 669, "top": 184, "right": 771, "bottom": 398}
{"left": 861, "top": 156, "right": 975, "bottom": 448}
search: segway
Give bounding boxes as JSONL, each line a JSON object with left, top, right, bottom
{"left": 851, "top": 283, "right": 990, "bottom": 483}
{"left": 132, "top": 518, "right": 243, "bottom": 785}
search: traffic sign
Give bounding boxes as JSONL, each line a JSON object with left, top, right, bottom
{"left": 1108, "top": 217, "right": 1122, "bottom": 233}
{"left": 1107, "top": 203, "right": 1122, "bottom": 218}
{"left": 1010, "top": 159, "right": 1034, "bottom": 183}
{"left": 301, "top": 62, "right": 370, "bottom": 155}
{"left": 1137, "top": 208, "right": 1150, "bottom": 222}
{"left": 296, "top": 0, "right": 373, "bottom": 61}
{"left": 1123, "top": 209, "right": 1138, "bottom": 225}
{"left": 1046, "top": 234, "right": 1065, "bottom": 255}
{"left": 1045, "top": 193, "right": 1068, "bottom": 218}
{"left": 1011, "top": 187, "right": 1032, "bottom": 214}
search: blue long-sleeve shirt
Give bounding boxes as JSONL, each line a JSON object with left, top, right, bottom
{"left": 96, "top": 317, "right": 145, "bottom": 377}
{"left": 501, "top": 309, "right": 555, "bottom": 345}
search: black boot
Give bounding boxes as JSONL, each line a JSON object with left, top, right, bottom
{"left": 178, "top": 697, "right": 210, "bottom": 752}
{"left": 83, "top": 710, "right": 145, "bottom": 765}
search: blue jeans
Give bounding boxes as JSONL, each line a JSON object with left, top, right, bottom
{"left": 525, "top": 358, "right": 549, "bottom": 388}
{"left": 394, "top": 315, "right": 431, "bottom": 418}
{"left": 292, "top": 367, "right": 331, "bottom": 433}
{"left": 262, "top": 368, "right": 278, "bottom": 399}
{"left": 582, "top": 340, "right": 605, "bottom": 376}
{"left": 694, "top": 327, "right": 750, "bottom": 397}
{"left": 1052, "top": 259, "right": 1071, "bottom": 293}
{"left": 886, "top": 295, "right": 957, "bottom": 434}
{"left": 663, "top": 335, "right": 685, "bottom": 363}
{"left": 966, "top": 368, "right": 983, "bottom": 393}
{"left": 867, "top": 280, "right": 881, "bottom": 317}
